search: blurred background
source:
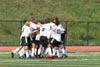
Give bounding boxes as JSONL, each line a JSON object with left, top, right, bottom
{"left": 0, "top": 0, "right": 100, "bottom": 46}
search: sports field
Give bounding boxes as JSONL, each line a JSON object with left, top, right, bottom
{"left": 0, "top": 51, "right": 100, "bottom": 67}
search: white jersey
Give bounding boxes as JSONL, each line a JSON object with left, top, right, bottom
{"left": 58, "top": 24, "right": 65, "bottom": 33}
{"left": 46, "top": 22, "right": 55, "bottom": 38}
{"left": 21, "top": 25, "right": 31, "bottom": 37}
{"left": 52, "top": 25, "right": 63, "bottom": 42}
{"left": 40, "top": 24, "right": 48, "bottom": 37}
{"left": 30, "top": 22, "right": 37, "bottom": 31}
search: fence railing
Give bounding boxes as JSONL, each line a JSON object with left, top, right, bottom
{"left": 65, "top": 21, "right": 100, "bottom": 46}
{"left": 0, "top": 20, "right": 100, "bottom": 46}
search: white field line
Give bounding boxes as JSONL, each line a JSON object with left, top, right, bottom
{"left": 0, "top": 52, "right": 10, "bottom": 54}
{"left": 0, "top": 59, "right": 99, "bottom": 63}
{"left": 0, "top": 52, "right": 100, "bottom": 57}
{"left": 0, "top": 63, "right": 100, "bottom": 67}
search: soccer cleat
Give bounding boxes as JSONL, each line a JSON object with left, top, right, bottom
{"left": 62, "top": 54, "right": 68, "bottom": 58}
{"left": 18, "top": 54, "right": 23, "bottom": 59}
{"left": 11, "top": 51, "right": 14, "bottom": 58}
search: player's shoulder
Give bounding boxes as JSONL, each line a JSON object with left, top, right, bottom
{"left": 50, "top": 22, "right": 55, "bottom": 25}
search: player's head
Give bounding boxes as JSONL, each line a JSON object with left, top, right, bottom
{"left": 49, "top": 18, "right": 54, "bottom": 23}
{"left": 23, "top": 20, "right": 28, "bottom": 24}
{"left": 25, "top": 21, "right": 30, "bottom": 26}
{"left": 53, "top": 17, "right": 60, "bottom": 26}
{"left": 45, "top": 18, "right": 51, "bottom": 23}
{"left": 30, "top": 17, "right": 35, "bottom": 23}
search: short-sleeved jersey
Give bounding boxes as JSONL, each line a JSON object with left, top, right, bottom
{"left": 40, "top": 24, "right": 48, "bottom": 37}
{"left": 21, "top": 25, "right": 31, "bottom": 37}
{"left": 52, "top": 25, "right": 63, "bottom": 42}
{"left": 58, "top": 24, "right": 65, "bottom": 33}
{"left": 30, "top": 22, "right": 37, "bottom": 31}
{"left": 46, "top": 22, "right": 55, "bottom": 38}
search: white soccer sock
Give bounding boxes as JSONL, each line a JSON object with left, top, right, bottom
{"left": 38, "top": 48, "right": 41, "bottom": 55}
{"left": 28, "top": 50, "right": 32, "bottom": 55}
{"left": 18, "top": 49, "right": 24, "bottom": 54}
{"left": 62, "top": 48, "right": 66, "bottom": 54}
{"left": 34, "top": 48, "right": 37, "bottom": 55}
{"left": 13, "top": 48, "right": 20, "bottom": 54}
{"left": 56, "top": 49, "right": 60, "bottom": 57}
{"left": 53, "top": 48, "right": 56, "bottom": 55}
{"left": 45, "top": 48, "right": 49, "bottom": 54}
{"left": 18, "top": 49, "right": 24, "bottom": 57}
{"left": 31, "top": 48, "right": 35, "bottom": 57}
{"left": 41, "top": 48, "right": 44, "bottom": 55}
{"left": 25, "top": 50, "right": 29, "bottom": 58}
{"left": 48, "top": 48, "right": 52, "bottom": 55}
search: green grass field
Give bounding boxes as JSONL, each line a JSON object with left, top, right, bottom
{"left": 0, "top": 51, "right": 100, "bottom": 67}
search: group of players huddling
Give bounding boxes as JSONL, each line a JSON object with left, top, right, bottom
{"left": 11, "top": 17, "right": 68, "bottom": 59}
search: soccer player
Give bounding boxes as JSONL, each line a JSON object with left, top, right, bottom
{"left": 59, "top": 24, "right": 68, "bottom": 58}
{"left": 29, "top": 17, "right": 40, "bottom": 58}
{"left": 18, "top": 21, "right": 34, "bottom": 58}
{"left": 45, "top": 18, "right": 55, "bottom": 56}
{"left": 37, "top": 21, "right": 49, "bottom": 58}
{"left": 11, "top": 20, "right": 28, "bottom": 58}
{"left": 52, "top": 18, "right": 67, "bottom": 58}
{"left": 34, "top": 21, "right": 42, "bottom": 57}
{"left": 50, "top": 18, "right": 66, "bottom": 58}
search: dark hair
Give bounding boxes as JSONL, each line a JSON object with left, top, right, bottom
{"left": 23, "top": 20, "right": 28, "bottom": 24}
{"left": 49, "top": 18, "right": 54, "bottom": 22}
{"left": 43, "top": 18, "right": 50, "bottom": 24}
{"left": 54, "top": 18, "right": 60, "bottom": 26}
{"left": 30, "top": 17, "right": 35, "bottom": 21}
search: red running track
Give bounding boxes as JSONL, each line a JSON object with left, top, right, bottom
{"left": 0, "top": 46, "right": 100, "bottom": 51}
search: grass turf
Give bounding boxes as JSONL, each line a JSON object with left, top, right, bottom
{"left": 0, "top": 51, "right": 100, "bottom": 67}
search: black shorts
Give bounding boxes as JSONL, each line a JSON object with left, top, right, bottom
{"left": 30, "top": 35, "right": 36, "bottom": 43}
{"left": 61, "top": 33, "right": 65, "bottom": 46}
{"left": 21, "top": 37, "right": 31, "bottom": 46}
{"left": 35, "top": 40, "right": 40, "bottom": 46}
{"left": 40, "top": 36, "right": 48, "bottom": 48}
{"left": 50, "top": 38, "right": 61, "bottom": 47}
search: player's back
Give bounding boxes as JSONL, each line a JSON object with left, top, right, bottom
{"left": 40, "top": 24, "right": 48, "bottom": 37}
{"left": 21, "top": 25, "right": 31, "bottom": 37}
{"left": 52, "top": 25, "right": 63, "bottom": 42}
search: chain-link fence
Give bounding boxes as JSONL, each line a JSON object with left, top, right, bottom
{"left": 0, "top": 20, "right": 100, "bottom": 46}
{"left": 65, "top": 21, "right": 100, "bottom": 46}
{"left": 0, "top": 20, "right": 23, "bottom": 46}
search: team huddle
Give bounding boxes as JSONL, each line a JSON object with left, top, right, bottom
{"left": 11, "top": 17, "right": 68, "bottom": 59}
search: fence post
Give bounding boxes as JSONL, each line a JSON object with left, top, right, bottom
{"left": 65, "top": 21, "right": 68, "bottom": 46}
{"left": 87, "top": 22, "right": 89, "bottom": 46}
{"left": 20, "top": 21, "right": 23, "bottom": 36}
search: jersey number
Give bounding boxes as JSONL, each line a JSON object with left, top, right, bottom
{"left": 42, "top": 28, "right": 45, "bottom": 31}
{"left": 57, "top": 29, "right": 61, "bottom": 34}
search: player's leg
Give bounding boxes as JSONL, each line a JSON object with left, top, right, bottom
{"left": 31, "top": 43, "right": 35, "bottom": 57}
{"left": 18, "top": 37, "right": 29, "bottom": 58}
{"left": 37, "top": 44, "right": 43, "bottom": 58}
{"left": 60, "top": 44, "right": 68, "bottom": 58}
{"left": 18, "top": 46, "right": 28, "bottom": 58}
{"left": 11, "top": 46, "right": 23, "bottom": 58}
{"left": 45, "top": 38, "right": 52, "bottom": 56}
{"left": 30, "top": 35, "right": 36, "bottom": 58}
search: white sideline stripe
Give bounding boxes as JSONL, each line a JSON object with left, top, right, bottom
{"left": 0, "top": 52, "right": 10, "bottom": 54}
{"left": 0, "top": 52, "right": 100, "bottom": 56}
{"left": 0, "top": 63, "right": 100, "bottom": 66}
{"left": 0, "top": 59, "right": 99, "bottom": 62}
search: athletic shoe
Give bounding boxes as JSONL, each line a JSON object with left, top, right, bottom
{"left": 11, "top": 51, "right": 14, "bottom": 58}
{"left": 62, "top": 54, "right": 68, "bottom": 58}
{"left": 18, "top": 54, "right": 23, "bottom": 59}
